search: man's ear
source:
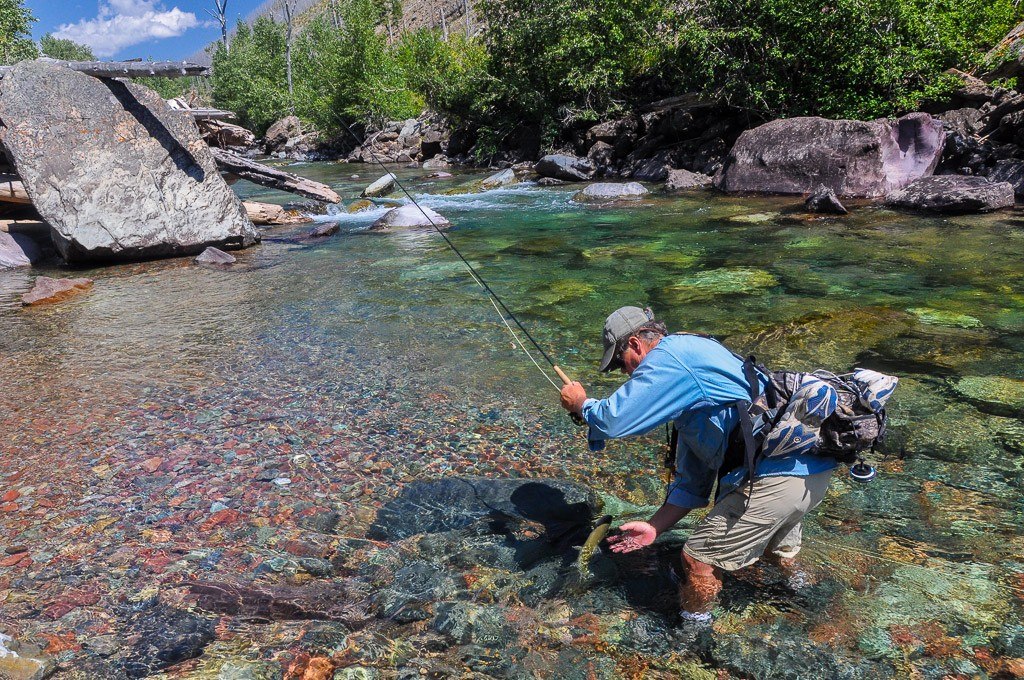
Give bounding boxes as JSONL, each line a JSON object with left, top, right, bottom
{"left": 628, "top": 335, "right": 644, "bottom": 353}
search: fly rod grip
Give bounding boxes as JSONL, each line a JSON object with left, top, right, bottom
{"left": 553, "top": 365, "right": 587, "bottom": 427}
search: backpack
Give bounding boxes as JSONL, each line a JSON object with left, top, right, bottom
{"left": 735, "top": 357, "right": 898, "bottom": 475}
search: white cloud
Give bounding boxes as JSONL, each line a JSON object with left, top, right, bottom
{"left": 53, "top": 0, "right": 199, "bottom": 58}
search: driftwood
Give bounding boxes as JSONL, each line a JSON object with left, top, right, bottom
{"left": 212, "top": 148, "right": 341, "bottom": 203}
{"left": 243, "top": 200, "right": 313, "bottom": 225}
{"left": 0, "top": 174, "right": 31, "bottom": 204}
{"left": 0, "top": 58, "right": 208, "bottom": 79}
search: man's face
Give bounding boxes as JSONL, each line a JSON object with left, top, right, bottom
{"left": 618, "top": 336, "right": 646, "bottom": 376}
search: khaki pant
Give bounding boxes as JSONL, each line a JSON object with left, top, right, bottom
{"left": 682, "top": 470, "right": 832, "bottom": 571}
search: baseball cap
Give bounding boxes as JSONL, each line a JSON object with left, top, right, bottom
{"left": 599, "top": 306, "right": 654, "bottom": 372}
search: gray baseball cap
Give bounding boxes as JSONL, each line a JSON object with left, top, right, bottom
{"left": 599, "top": 306, "right": 654, "bottom": 372}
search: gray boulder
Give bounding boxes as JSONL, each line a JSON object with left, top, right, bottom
{"left": 370, "top": 204, "right": 451, "bottom": 231}
{"left": 535, "top": 154, "right": 596, "bottom": 181}
{"left": 0, "top": 231, "right": 41, "bottom": 268}
{"left": 665, "top": 169, "right": 713, "bottom": 191}
{"left": 886, "top": 176, "right": 1014, "bottom": 214}
{"left": 0, "top": 61, "right": 257, "bottom": 263}
{"left": 716, "top": 113, "right": 945, "bottom": 198}
{"left": 574, "top": 182, "right": 649, "bottom": 201}
{"left": 479, "top": 168, "right": 517, "bottom": 190}
{"left": 361, "top": 173, "right": 397, "bottom": 198}
{"left": 587, "top": 141, "right": 615, "bottom": 168}
{"left": 264, "top": 115, "right": 302, "bottom": 153}
{"left": 804, "top": 184, "right": 848, "bottom": 214}
{"left": 987, "top": 159, "right": 1024, "bottom": 198}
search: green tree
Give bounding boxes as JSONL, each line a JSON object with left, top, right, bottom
{"left": 397, "top": 30, "right": 490, "bottom": 123}
{"left": 0, "top": 0, "right": 38, "bottom": 65}
{"left": 210, "top": 18, "right": 290, "bottom": 134}
{"left": 40, "top": 33, "right": 94, "bottom": 61}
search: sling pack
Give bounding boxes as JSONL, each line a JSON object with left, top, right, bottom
{"left": 735, "top": 358, "right": 898, "bottom": 480}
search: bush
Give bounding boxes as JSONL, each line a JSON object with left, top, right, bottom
{"left": 0, "top": 0, "right": 37, "bottom": 65}
{"left": 667, "top": 0, "right": 1024, "bottom": 120}
{"left": 40, "top": 33, "right": 93, "bottom": 61}
{"left": 211, "top": 18, "right": 290, "bottom": 134}
{"left": 397, "top": 30, "right": 490, "bottom": 123}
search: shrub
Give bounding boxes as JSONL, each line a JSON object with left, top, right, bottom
{"left": 0, "top": 0, "right": 37, "bottom": 65}
{"left": 397, "top": 30, "right": 490, "bottom": 123}
{"left": 40, "top": 34, "right": 93, "bottom": 61}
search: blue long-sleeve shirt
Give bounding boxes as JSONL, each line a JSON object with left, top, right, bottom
{"left": 581, "top": 334, "right": 837, "bottom": 509}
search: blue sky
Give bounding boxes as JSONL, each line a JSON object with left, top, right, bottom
{"left": 25, "top": 0, "right": 267, "bottom": 61}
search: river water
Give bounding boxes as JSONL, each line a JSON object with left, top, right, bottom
{"left": 1, "top": 165, "right": 1022, "bottom": 678}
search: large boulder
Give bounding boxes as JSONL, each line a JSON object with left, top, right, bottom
{"left": 886, "top": 176, "right": 1014, "bottom": 214}
{"left": 264, "top": 115, "right": 303, "bottom": 153}
{"left": 665, "top": 168, "right": 712, "bottom": 191}
{"left": 370, "top": 204, "right": 451, "bottom": 231}
{"left": 715, "top": 113, "right": 945, "bottom": 198}
{"left": 0, "top": 61, "right": 257, "bottom": 263}
{"left": 0, "top": 230, "right": 41, "bottom": 268}
{"left": 361, "top": 173, "right": 397, "bottom": 198}
{"left": 535, "top": 154, "right": 596, "bottom": 181}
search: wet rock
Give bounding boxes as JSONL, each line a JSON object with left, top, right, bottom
{"left": 370, "top": 205, "right": 451, "bottom": 231}
{"left": 535, "top": 154, "right": 596, "bottom": 182}
{"left": 665, "top": 169, "right": 712, "bottom": 191}
{"left": 333, "top": 667, "right": 378, "bottom": 680}
{"left": 297, "top": 557, "right": 334, "bottom": 577}
{"left": 361, "top": 174, "right": 397, "bottom": 198}
{"left": 480, "top": 168, "right": 517, "bottom": 190}
{"left": 217, "top": 660, "right": 282, "bottom": 679}
{"left": 804, "top": 184, "right": 848, "bottom": 214}
{"left": 716, "top": 113, "right": 944, "bottom": 198}
{"left": 573, "top": 182, "right": 648, "bottom": 201}
{"left": 0, "top": 230, "right": 41, "bottom": 268}
{"left": 118, "top": 603, "right": 216, "bottom": 678}
{"left": 374, "top": 560, "right": 459, "bottom": 623}
{"left": 345, "top": 199, "right": 376, "bottom": 213}
{"left": 189, "top": 580, "right": 372, "bottom": 627}
{"left": 21, "top": 276, "right": 93, "bottom": 306}
{"left": 243, "top": 201, "right": 311, "bottom": 226}
{"left": 195, "top": 247, "right": 236, "bottom": 265}
{"left": 0, "top": 61, "right": 257, "bottom": 263}
{"left": 0, "top": 633, "right": 56, "bottom": 680}
{"left": 368, "top": 477, "right": 600, "bottom": 541}
{"left": 536, "top": 177, "right": 566, "bottom": 187}
{"left": 296, "top": 509, "right": 340, "bottom": 533}
{"left": 423, "top": 171, "right": 452, "bottom": 179}
{"left": 422, "top": 156, "right": 451, "bottom": 170}
{"left": 264, "top": 115, "right": 303, "bottom": 153}
{"left": 908, "top": 307, "right": 982, "bottom": 329}
{"left": 431, "top": 603, "right": 511, "bottom": 647}
{"left": 886, "top": 176, "right": 1014, "bottom": 214}
{"left": 305, "top": 223, "right": 339, "bottom": 239}
{"left": 952, "top": 376, "right": 1024, "bottom": 417}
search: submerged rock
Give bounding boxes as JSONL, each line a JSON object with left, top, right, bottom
{"left": 361, "top": 173, "right": 397, "bottom": 198}
{"left": 370, "top": 205, "right": 451, "bottom": 231}
{"left": 886, "top": 176, "right": 1014, "bottom": 214}
{"left": 908, "top": 307, "right": 983, "bottom": 329}
{"left": 0, "top": 633, "right": 56, "bottom": 680}
{"left": 118, "top": 603, "right": 216, "bottom": 678}
{"left": 195, "top": 247, "right": 236, "bottom": 265}
{"left": 0, "top": 60, "right": 257, "bottom": 263}
{"left": 952, "top": 376, "right": 1024, "bottom": 417}
{"left": 21, "top": 276, "right": 93, "bottom": 306}
{"left": 667, "top": 267, "right": 778, "bottom": 302}
{"left": 535, "top": 154, "right": 596, "bottom": 182}
{"left": 716, "top": 113, "right": 944, "bottom": 198}
{"left": 444, "top": 168, "right": 518, "bottom": 195}
{"left": 573, "top": 182, "right": 649, "bottom": 201}
{"left": 368, "top": 477, "right": 600, "bottom": 541}
{"left": 305, "top": 222, "right": 339, "bottom": 239}
{"left": 804, "top": 184, "right": 848, "bottom": 214}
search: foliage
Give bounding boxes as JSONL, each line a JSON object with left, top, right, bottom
{"left": 39, "top": 33, "right": 93, "bottom": 61}
{"left": 479, "top": 0, "right": 671, "bottom": 133}
{"left": 135, "top": 76, "right": 212, "bottom": 104}
{"left": 666, "top": 0, "right": 1024, "bottom": 120}
{"left": 0, "top": 0, "right": 37, "bottom": 65}
{"left": 211, "top": 18, "right": 290, "bottom": 134}
{"left": 396, "top": 30, "right": 490, "bottom": 123}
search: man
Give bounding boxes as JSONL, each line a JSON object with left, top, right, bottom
{"left": 559, "top": 306, "right": 835, "bottom": 627}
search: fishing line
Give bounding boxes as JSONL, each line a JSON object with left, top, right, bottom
{"left": 334, "top": 117, "right": 562, "bottom": 392}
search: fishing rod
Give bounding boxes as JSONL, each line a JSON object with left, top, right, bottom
{"left": 334, "top": 118, "right": 584, "bottom": 402}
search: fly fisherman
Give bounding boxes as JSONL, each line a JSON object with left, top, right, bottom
{"left": 558, "top": 306, "right": 837, "bottom": 632}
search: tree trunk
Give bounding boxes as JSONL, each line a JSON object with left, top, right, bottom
{"left": 211, "top": 148, "right": 341, "bottom": 203}
{"left": 284, "top": 1, "right": 295, "bottom": 115}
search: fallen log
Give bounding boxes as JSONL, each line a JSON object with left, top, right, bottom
{"left": 0, "top": 173, "right": 31, "bottom": 204}
{"left": 0, "top": 58, "right": 208, "bottom": 79}
{"left": 243, "top": 200, "right": 313, "bottom": 225}
{"left": 212, "top": 148, "right": 341, "bottom": 203}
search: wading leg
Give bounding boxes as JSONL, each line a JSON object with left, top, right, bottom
{"left": 678, "top": 549, "right": 723, "bottom": 615}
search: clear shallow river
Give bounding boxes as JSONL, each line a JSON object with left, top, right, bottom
{"left": 1, "top": 164, "right": 1023, "bottom": 678}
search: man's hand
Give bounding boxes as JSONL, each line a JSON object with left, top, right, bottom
{"left": 605, "top": 521, "right": 657, "bottom": 553}
{"left": 560, "top": 381, "right": 587, "bottom": 414}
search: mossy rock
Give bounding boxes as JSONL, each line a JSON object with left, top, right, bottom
{"left": 908, "top": 307, "right": 983, "bottom": 329}
{"left": 952, "top": 376, "right": 1024, "bottom": 417}
{"left": 581, "top": 242, "right": 700, "bottom": 270}
{"left": 728, "top": 212, "right": 779, "bottom": 223}
{"left": 666, "top": 267, "right": 778, "bottom": 302}
{"left": 346, "top": 199, "right": 376, "bottom": 213}
{"left": 726, "top": 307, "right": 915, "bottom": 371}
{"left": 529, "top": 279, "right": 596, "bottom": 307}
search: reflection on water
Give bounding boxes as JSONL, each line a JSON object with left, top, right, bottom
{"left": 1, "top": 165, "right": 1022, "bottom": 678}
